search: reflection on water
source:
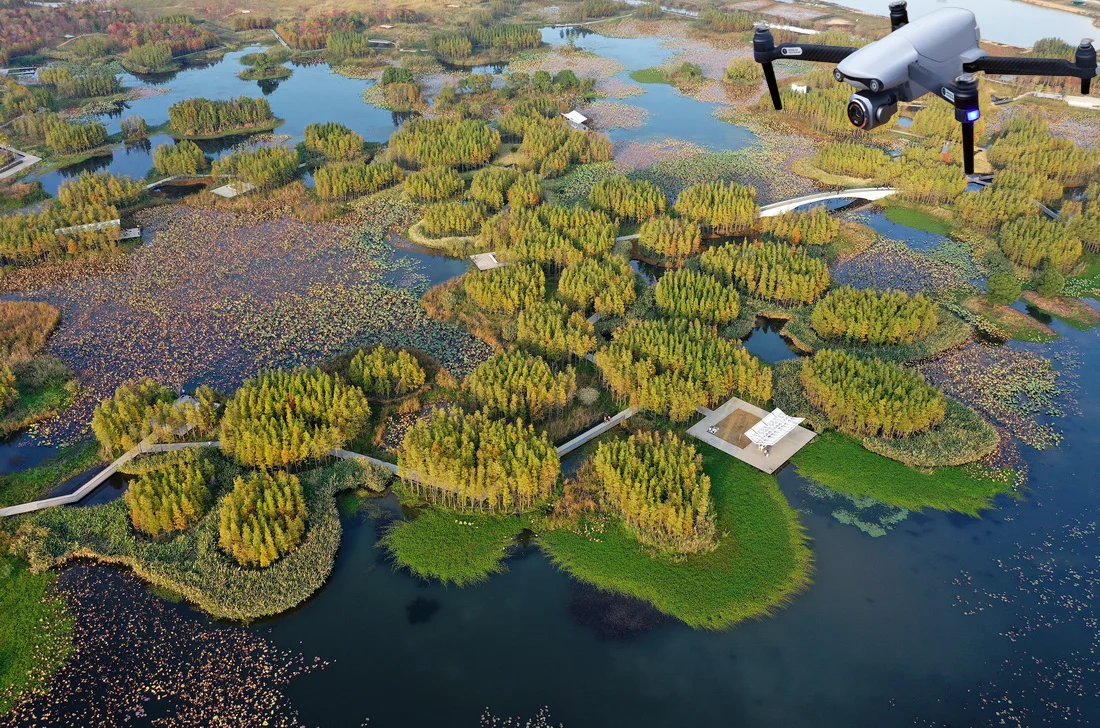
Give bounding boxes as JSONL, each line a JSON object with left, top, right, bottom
{"left": 741, "top": 317, "right": 800, "bottom": 363}
{"left": 0, "top": 432, "right": 61, "bottom": 475}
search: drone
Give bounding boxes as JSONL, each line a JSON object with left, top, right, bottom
{"left": 752, "top": 1, "right": 1097, "bottom": 174}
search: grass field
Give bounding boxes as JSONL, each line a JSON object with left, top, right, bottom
{"left": 539, "top": 445, "right": 813, "bottom": 630}
{"left": 794, "top": 432, "right": 1015, "bottom": 515}
{"left": 882, "top": 203, "right": 953, "bottom": 236}
{"left": 961, "top": 296, "right": 1058, "bottom": 342}
{"left": 380, "top": 508, "right": 533, "bottom": 586}
{"left": 0, "top": 556, "right": 73, "bottom": 714}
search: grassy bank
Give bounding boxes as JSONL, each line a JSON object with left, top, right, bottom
{"left": 168, "top": 120, "right": 283, "bottom": 141}
{"left": 381, "top": 508, "right": 532, "bottom": 586}
{"left": 539, "top": 446, "right": 813, "bottom": 630}
{"left": 0, "top": 556, "right": 73, "bottom": 714}
{"left": 882, "top": 203, "right": 953, "bottom": 236}
{"left": 0, "top": 440, "right": 101, "bottom": 508}
{"left": 780, "top": 305, "right": 972, "bottom": 363}
{"left": 793, "top": 432, "right": 1015, "bottom": 515}
{"left": 961, "top": 296, "right": 1058, "bottom": 342}
{"left": 20, "top": 458, "right": 370, "bottom": 622}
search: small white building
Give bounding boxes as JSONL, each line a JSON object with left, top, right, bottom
{"left": 790, "top": 83, "right": 809, "bottom": 94}
{"left": 562, "top": 109, "right": 589, "bottom": 131}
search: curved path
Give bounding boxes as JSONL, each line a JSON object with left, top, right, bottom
{"left": 758, "top": 187, "right": 897, "bottom": 217}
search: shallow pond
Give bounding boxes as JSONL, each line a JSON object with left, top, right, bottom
{"left": 826, "top": 0, "right": 1099, "bottom": 46}
{"left": 741, "top": 317, "right": 801, "bottom": 363}
{"left": 541, "top": 27, "right": 758, "bottom": 151}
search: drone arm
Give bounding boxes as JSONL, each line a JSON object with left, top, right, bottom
{"left": 753, "top": 24, "right": 857, "bottom": 110}
{"left": 964, "top": 41, "right": 1097, "bottom": 94}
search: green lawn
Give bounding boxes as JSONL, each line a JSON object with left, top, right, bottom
{"left": 381, "top": 508, "right": 532, "bottom": 586}
{"left": 539, "top": 445, "right": 813, "bottom": 630}
{"left": 883, "top": 203, "right": 953, "bottom": 236}
{"left": 793, "top": 432, "right": 1015, "bottom": 515}
{"left": 0, "top": 556, "right": 73, "bottom": 713}
{"left": 628, "top": 67, "right": 668, "bottom": 85}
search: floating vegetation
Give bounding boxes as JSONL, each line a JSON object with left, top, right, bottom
{"left": 946, "top": 516, "right": 1100, "bottom": 726}
{"left": 831, "top": 238, "right": 976, "bottom": 299}
{"left": 0, "top": 564, "right": 321, "bottom": 725}
{"left": 16, "top": 205, "right": 488, "bottom": 443}
{"left": 510, "top": 47, "right": 625, "bottom": 80}
{"left": 800, "top": 480, "right": 909, "bottom": 538}
{"left": 583, "top": 100, "right": 647, "bottom": 130}
{"left": 918, "top": 343, "right": 1072, "bottom": 451}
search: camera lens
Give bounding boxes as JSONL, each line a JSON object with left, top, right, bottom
{"left": 847, "top": 100, "right": 868, "bottom": 128}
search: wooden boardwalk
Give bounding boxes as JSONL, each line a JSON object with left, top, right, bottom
{"left": 0, "top": 402, "right": 637, "bottom": 517}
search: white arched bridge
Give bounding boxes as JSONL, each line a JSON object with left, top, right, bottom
{"left": 758, "top": 187, "right": 897, "bottom": 217}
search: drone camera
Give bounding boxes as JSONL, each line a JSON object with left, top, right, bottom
{"left": 846, "top": 90, "right": 897, "bottom": 130}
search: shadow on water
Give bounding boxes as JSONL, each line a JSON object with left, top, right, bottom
{"left": 567, "top": 581, "right": 673, "bottom": 641}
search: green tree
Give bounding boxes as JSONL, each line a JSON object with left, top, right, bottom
{"left": 219, "top": 470, "right": 308, "bottom": 568}
{"left": 986, "top": 272, "right": 1022, "bottom": 305}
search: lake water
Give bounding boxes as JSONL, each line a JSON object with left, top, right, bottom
{"left": 24, "top": 47, "right": 401, "bottom": 196}
{"left": 827, "top": 0, "right": 1100, "bottom": 46}
{"left": 542, "top": 27, "right": 759, "bottom": 151}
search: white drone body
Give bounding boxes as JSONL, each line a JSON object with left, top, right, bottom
{"left": 834, "top": 9, "right": 984, "bottom": 101}
{"left": 753, "top": 1, "right": 1097, "bottom": 174}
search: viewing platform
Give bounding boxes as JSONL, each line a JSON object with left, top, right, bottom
{"left": 687, "top": 398, "right": 816, "bottom": 474}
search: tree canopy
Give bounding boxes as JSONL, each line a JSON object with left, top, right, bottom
{"left": 398, "top": 408, "right": 560, "bottom": 512}
{"left": 389, "top": 118, "right": 500, "bottom": 169}
{"left": 466, "top": 350, "right": 576, "bottom": 421}
{"left": 219, "top": 368, "right": 371, "bottom": 467}
{"left": 701, "top": 240, "right": 830, "bottom": 304}
{"left": 464, "top": 262, "right": 546, "bottom": 314}
{"left": 124, "top": 450, "right": 215, "bottom": 537}
{"left": 219, "top": 470, "right": 308, "bottom": 568}
{"left": 596, "top": 318, "right": 772, "bottom": 419}
{"left": 810, "top": 286, "right": 938, "bottom": 345}
{"left": 637, "top": 215, "right": 702, "bottom": 264}
{"left": 591, "top": 431, "right": 716, "bottom": 554}
{"left": 515, "top": 300, "right": 598, "bottom": 361}
{"left": 557, "top": 256, "right": 637, "bottom": 317}
{"left": 674, "top": 181, "right": 757, "bottom": 235}
{"left": 800, "top": 349, "right": 946, "bottom": 437}
{"left": 349, "top": 346, "right": 426, "bottom": 398}
{"left": 654, "top": 268, "right": 741, "bottom": 325}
